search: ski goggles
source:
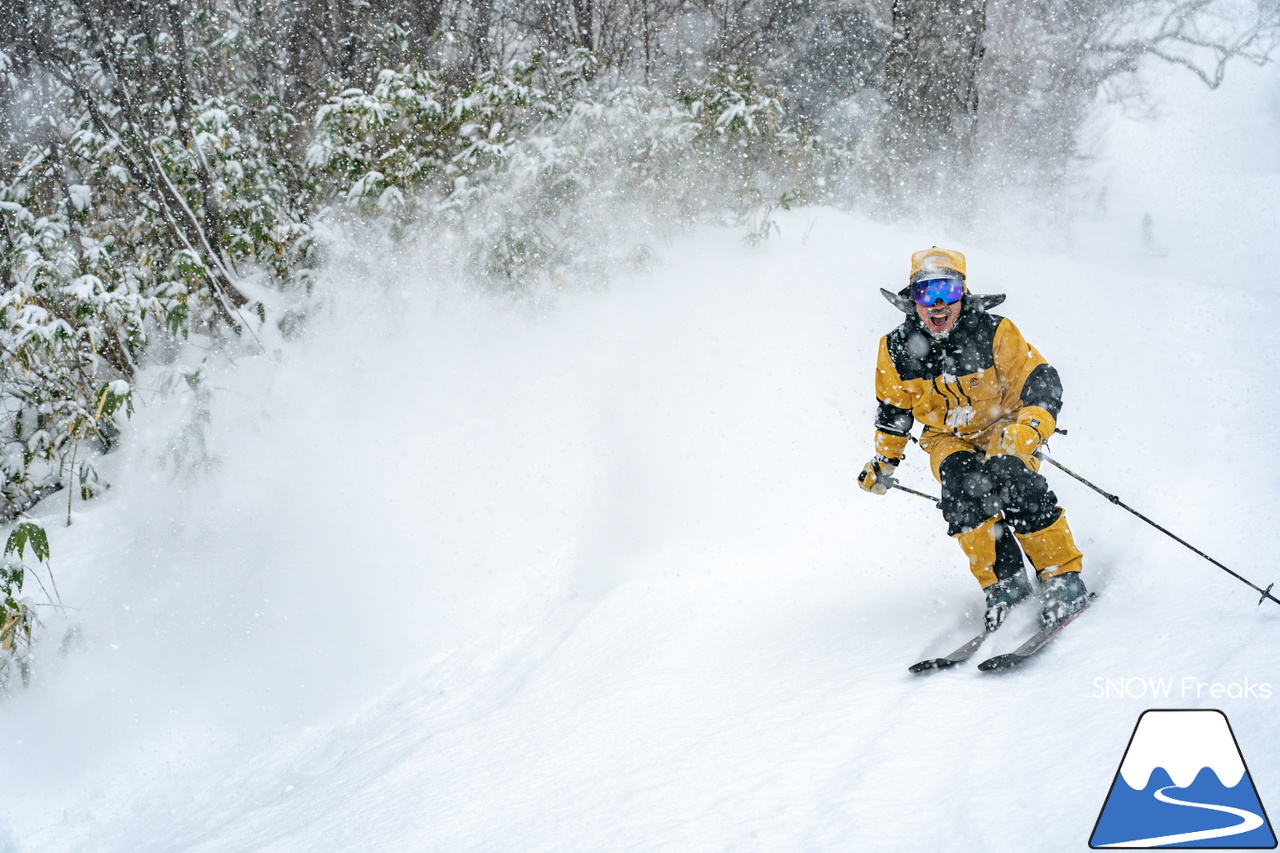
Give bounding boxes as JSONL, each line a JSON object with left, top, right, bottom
{"left": 911, "top": 277, "right": 965, "bottom": 306}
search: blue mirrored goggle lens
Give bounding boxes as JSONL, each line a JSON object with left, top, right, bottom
{"left": 912, "top": 278, "right": 965, "bottom": 306}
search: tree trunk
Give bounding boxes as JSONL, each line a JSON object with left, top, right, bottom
{"left": 470, "top": 0, "right": 494, "bottom": 68}
{"left": 573, "top": 0, "right": 593, "bottom": 49}
{"left": 882, "top": 0, "right": 987, "bottom": 169}
{"left": 166, "top": 0, "right": 226, "bottom": 263}
{"left": 406, "top": 0, "right": 444, "bottom": 61}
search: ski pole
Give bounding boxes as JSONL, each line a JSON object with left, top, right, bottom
{"left": 882, "top": 475, "right": 941, "bottom": 507}
{"left": 1036, "top": 451, "right": 1280, "bottom": 609}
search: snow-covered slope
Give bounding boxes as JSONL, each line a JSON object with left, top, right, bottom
{"left": 0, "top": 63, "right": 1277, "bottom": 853}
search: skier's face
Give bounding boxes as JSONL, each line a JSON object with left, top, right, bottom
{"left": 916, "top": 298, "right": 962, "bottom": 339}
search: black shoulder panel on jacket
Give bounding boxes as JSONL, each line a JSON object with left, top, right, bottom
{"left": 886, "top": 305, "right": 1000, "bottom": 382}
{"left": 1021, "top": 362, "right": 1063, "bottom": 419}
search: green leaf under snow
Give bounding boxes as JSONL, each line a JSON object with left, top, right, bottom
{"left": 5, "top": 522, "right": 49, "bottom": 563}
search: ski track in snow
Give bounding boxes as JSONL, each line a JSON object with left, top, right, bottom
{"left": 1, "top": 62, "right": 1279, "bottom": 853}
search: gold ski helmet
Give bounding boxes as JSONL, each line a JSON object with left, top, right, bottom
{"left": 881, "top": 247, "right": 1004, "bottom": 314}
{"left": 910, "top": 247, "right": 967, "bottom": 285}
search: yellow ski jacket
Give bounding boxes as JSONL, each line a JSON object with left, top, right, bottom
{"left": 873, "top": 298, "right": 1062, "bottom": 474}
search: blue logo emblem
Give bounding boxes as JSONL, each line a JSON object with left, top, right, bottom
{"left": 1091, "top": 709, "right": 1276, "bottom": 848}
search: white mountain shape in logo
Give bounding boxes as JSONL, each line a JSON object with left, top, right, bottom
{"left": 1119, "top": 710, "right": 1246, "bottom": 790}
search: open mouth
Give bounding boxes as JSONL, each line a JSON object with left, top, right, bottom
{"left": 927, "top": 309, "right": 952, "bottom": 332}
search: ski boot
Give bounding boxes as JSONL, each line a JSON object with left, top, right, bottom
{"left": 1039, "top": 571, "right": 1089, "bottom": 627}
{"left": 984, "top": 572, "right": 1032, "bottom": 632}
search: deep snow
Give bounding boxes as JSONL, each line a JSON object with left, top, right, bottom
{"left": 1, "top": 59, "right": 1278, "bottom": 853}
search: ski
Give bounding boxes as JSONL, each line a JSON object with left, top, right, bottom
{"left": 908, "top": 631, "right": 990, "bottom": 674}
{"left": 976, "top": 593, "right": 1097, "bottom": 672}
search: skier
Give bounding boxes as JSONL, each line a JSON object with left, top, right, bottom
{"left": 857, "top": 247, "right": 1090, "bottom": 630}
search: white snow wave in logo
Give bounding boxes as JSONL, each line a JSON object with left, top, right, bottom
{"left": 1097, "top": 784, "right": 1264, "bottom": 848}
